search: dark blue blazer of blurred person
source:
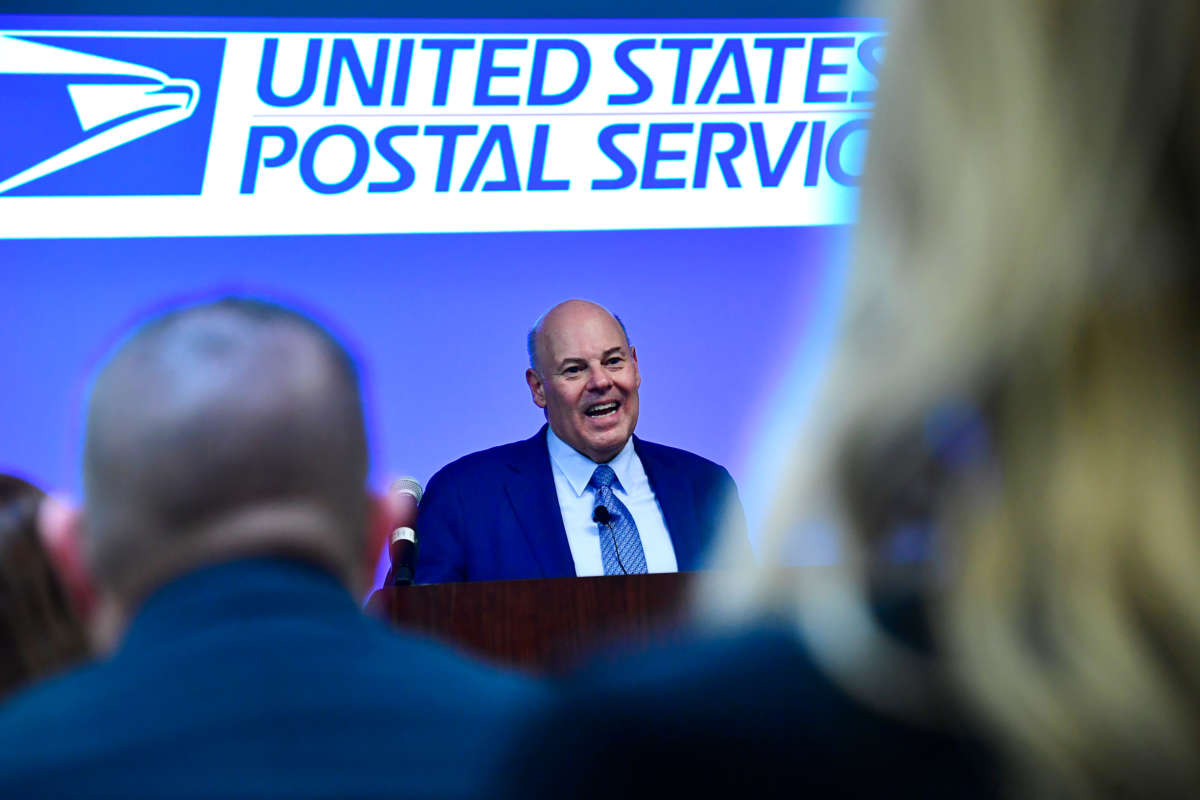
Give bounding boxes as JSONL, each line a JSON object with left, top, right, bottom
{"left": 492, "top": 611, "right": 1000, "bottom": 798}
{"left": 414, "top": 426, "right": 747, "bottom": 583}
{"left": 0, "top": 558, "right": 544, "bottom": 799}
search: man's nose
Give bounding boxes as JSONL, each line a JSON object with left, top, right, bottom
{"left": 586, "top": 363, "right": 613, "bottom": 391}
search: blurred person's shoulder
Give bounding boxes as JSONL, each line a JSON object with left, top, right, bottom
{"left": 0, "top": 657, "right": 122, "bottom": 789}
{"left": 0, "top": 560, "right": 548, "bottom": 797}
{"left": 0, "top": 656, "right": 106, "bottom": 728}
{"left": 496, "top": 613, "right": 1000, "bottom": 798}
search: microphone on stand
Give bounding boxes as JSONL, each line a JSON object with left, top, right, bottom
{"left": 389, "top": 527, "right": 418, "bottom": 586}
{"left": 388, "top": 478, "right": 423, "bottom": 587}
{"left": 592, "top": 505, "right": 628, "bottom": 575}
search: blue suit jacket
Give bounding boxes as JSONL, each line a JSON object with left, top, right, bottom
{"left": 0, "top": 558, "right": 545, "bottom": 799}
{"left": 414, "top": 426, "right": 748, "bottom": 583}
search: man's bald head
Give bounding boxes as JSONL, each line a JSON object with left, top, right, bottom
{"left": 527, "top": 300, "right": 630, "bottom": 374}
{"left": 83, "top": 298, "right": 369, "bottom": 598}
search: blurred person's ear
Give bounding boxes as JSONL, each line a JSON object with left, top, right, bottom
{"left": 36, "top": 495, "right": 95, "bottom": 620}
{"left": 37, "top": 495, "right": 123, "bottom": 654}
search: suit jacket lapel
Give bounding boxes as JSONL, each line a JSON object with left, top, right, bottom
{"left": 502, "top": 426, "right": 576, "bottom": 577}
{"left": 634, "top": 437, "right": 703, "bottom": 571}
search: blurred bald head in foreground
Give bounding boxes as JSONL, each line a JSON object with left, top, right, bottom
{"left": 82, "top": 297, "right": 377, "bottom": 605}
{"left": 0, "top": 296, "right": 541, "bottom": 799}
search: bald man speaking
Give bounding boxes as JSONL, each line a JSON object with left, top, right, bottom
{"left": 415, "top": 299, "right": 749, "bottom": 584}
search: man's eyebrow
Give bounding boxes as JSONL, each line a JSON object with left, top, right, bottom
{"left": 602, "top": 347, "right": 625, "bottom": 358}
{"left": 555, "top": 357, "right": 586, "bottom": 370}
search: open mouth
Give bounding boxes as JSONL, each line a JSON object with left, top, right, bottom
{"left": 584, "top": 401, "right": 620, "bottom": 418}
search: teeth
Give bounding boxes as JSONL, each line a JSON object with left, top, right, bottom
{"left": 586, "top": 402, "right": 618, "bottom": 417}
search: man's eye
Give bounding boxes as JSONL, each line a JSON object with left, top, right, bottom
{"left": 563, "top": 366, "right": 583, "bottom": 375}
{"left": 606, "top": 357, "right": 624, "bottom": 367}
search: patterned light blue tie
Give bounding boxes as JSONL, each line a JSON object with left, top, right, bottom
{"left": 589, "top": 464, "right": 648, "bottom": 575}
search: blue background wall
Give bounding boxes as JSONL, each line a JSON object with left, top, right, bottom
{"left": 0, "top": 225, "right": 849, "bottom": 582}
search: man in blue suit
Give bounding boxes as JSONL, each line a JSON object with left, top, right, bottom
{"left": 415, "top": 299, "right": 748, "bottom": 584}
{"left": 0, "top": 298, "right": 543, "bottom": 798}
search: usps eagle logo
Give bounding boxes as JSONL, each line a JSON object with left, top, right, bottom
{"left": 0, "top": 34, "right": 224, "bottom": 196}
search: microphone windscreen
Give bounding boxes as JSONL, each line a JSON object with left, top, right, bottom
{"left": 386, "top": 477, "right": 423, "bottom": 533}
{"left": 389, "top": 476, "right": 423, "bottom": 505}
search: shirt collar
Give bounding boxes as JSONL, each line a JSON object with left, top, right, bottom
{"left": 546, "top": 426, "right": 636, "bottom": 497}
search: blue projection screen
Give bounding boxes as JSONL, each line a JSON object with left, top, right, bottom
{"left": 0, "top": 16, "right": 880, "bottom": 583}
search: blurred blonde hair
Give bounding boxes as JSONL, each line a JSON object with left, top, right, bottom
{"left": 704, "top": 2, "right": 1200, "bottom": 796}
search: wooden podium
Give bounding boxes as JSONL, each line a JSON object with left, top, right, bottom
{"left": 366, "top": 571, "right": 697, "bottom": 673}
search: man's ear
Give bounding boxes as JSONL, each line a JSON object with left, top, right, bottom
{"left": 526, "top": 368, "right": 547, "bottom": 408}
{"left": 362, "top": 491, "right": 393, "bottom": 597}
{"left": 630, "top": 345, "right": 641, "bottom": 388}
{"left": 37, "top": 495, "right": 97, "bottom": 619}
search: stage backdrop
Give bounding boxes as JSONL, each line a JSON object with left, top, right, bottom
{"left": 0, "top": 15, "right": 881, "bottom": 584}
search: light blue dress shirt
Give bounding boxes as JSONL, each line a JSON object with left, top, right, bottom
{"left": 546, "top": 427, "right": 679, "bottom": 577}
